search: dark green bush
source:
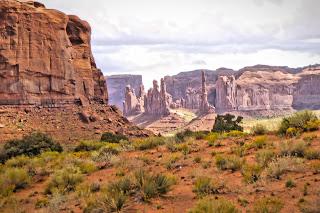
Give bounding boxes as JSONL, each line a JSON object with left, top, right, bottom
{"left": 176, "top": 129, "right": 194, "bottom": 142}
{"left": 1, "top": 132, "right": 62, "bottom": 163}
{"left": 101, "top": 132, "right": 128, "bottom": 143}
{"left": 278, "top": 111, "right": 319, "bottom": 136}
{"left": 212, "top": 114, "right": 243, "bottom": 133}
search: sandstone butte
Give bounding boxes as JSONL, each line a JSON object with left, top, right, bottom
{"left": 0, "top": 0, "right": 151, "bottom": 142}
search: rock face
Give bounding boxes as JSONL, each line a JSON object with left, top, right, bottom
{"left": 123, "top": 84, "right": 144, "bottom": 116}
{"left": 199, "top": 71, "right": 214, "bottom": 114}
{"left": 106, "top": 75, "right": 142, "bottom": 109}
{"left": 144, "top": 79, "right": 171, "bottom": 116}
{"left": 215, "top": 75, "right": 237, "bottom": 112}
{"left": 0, "top": 0, "right": 152, "bottom": 140}
{"left": 0, "top": 0, "right": 107, "bottom": 106}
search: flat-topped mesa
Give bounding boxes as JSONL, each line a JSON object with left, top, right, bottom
{"left": 0, "top": 0, "right": 107, "bottom": 106}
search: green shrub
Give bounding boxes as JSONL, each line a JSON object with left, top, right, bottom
{"left": 285, "top": 179, "right": 296, "bottom": 188}
{"left": 193, "top": 131, "right": 209, "bottom": 140}
{"left": 212, "top": 114, "right": 243, "bottom": 133}
{"left": 215, "top": 155, "right": 243, "bottom": 172}
{"left": 311, "top": 161, "right": 320, "bottom": 174}
{"left": 1, "top": 132, "right": 62, "bottom": 162}
{"left": 241, "top": 164, "right": 262, "bottom": 183}
{"left": 164, "top": 153, "right": 182, "bottom": 170}
{"left": 188, "top": 197, "right": 238, "bottom": 213}
{"left": 279, "top": 140, "right": 307, "bottom": 157}
{"left": 192, "top": 176, "right": 223, "bottom": 197}
{"left": 133, "top": 137, "right": 166, "bottom": 150}
{"left": 74, "top": 141, "right": 104, "bottom": 152}
{"left": 5, "top": 155, "right": 30, "bottom": 168}
{"left": 35, "top": 198, "right": 49, "bottom": 209}
{"left": 205, "top": 133, "right": 219, "bottom": 147}
{"left": 134, "top": 169, "right": 173, "bottom": 201}
{"left": 223, "top": 130, "right": 247, "bottom": 138}
{"left": 176, "top": 129, "right": 194, "bottom": 142}
{"left": 251, "top": 124, "right": 268, "bottom": 135}
{"left": 256, "top": 150, "right": 275, "bottom": 167}
{"left": 45, "top": 167, "right": 83, "bottom": 194}
{"left": 194, "top": 156, "right": 202, "bottom": 163}
{"left": 253, "top": 197, "right": 283, "bottom": 213}
{"left": 278, "top": 110, "right": 319, "bottom": 136}
{"left": 304, "top": 148, "right": 320, "bottom": 160}
{"left": 100, "top": 132, "right": 128, "bottom": 143}
{"left": 265, "top": 156, "right": 303, "bottom": 179}
{"left": 0, "top": 168, "right": 30, "bottom": 196}
{"left": 250, "top": 136, "right": 268, "bottom": 149}
{"left": 76, "top": 160, "right": 97, "bottom": 174}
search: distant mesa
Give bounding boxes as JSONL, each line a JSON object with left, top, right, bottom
{"left": 109, "top": 64, "right": 320, "bottom": 119}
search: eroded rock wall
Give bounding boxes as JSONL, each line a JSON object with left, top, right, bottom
{"left": 106, "top": 75, "right": 142, "bottom": 109}
{"left": 0, "top": 0, "right": 107, "bottom": 106}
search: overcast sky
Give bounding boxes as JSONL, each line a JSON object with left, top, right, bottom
{"left": 38, "top": 0, "right": 320, "bottom": 88}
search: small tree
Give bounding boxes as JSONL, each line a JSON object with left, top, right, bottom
{"left": 212, "top": 114, "right": 243, "bottom": 133}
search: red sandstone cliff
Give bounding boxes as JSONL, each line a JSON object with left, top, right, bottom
{"left": 0, "top": 0, "right": 107, "bottom": 106}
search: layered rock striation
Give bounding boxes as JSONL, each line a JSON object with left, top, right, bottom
{"left": 106, "top": 75, "right": 142, "bottom": 110}
{"left": 0, "top": 0, "right": 152, "bottom": 140}
{"left": 0, "top": 0, "right": 107, "bottom": 106}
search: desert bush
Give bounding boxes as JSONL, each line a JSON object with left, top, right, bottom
{"left": 134, "top": 169, "right": 173, "bottom": 201}
{"left": 5, "top": 155, "right": 30, "bottom": 168}
{"left": 304, "top": 148, "right": 320, "bottom": 160}
{"left": 298, "top": 198, "right": 320, "bottom": 213}
{"left": 164, "top": 153, "right": 182, "bottom": 170}
{"left": 278, "top": 110, "right": 319, "bottom": 136}
{"left": 100, "top": 132, "right": 128, "bottom": 143}
{"left": 311, "top": 161, "right": 320, "bottom": 174}
{"left": 75, "top": 160, "right": 97, "bottom": 174}
{"left": 1, "top": 132, "right": 62, "bottom": 162}
{"left": 285, "top": 179, "right": 296, "bottom": 188}
{"left": 212, "top": 114, "right": 243, "bottom": 133}
{"left": 253, "top": 197, "right": 283, "bottom": 213}
{"left": 279, "top": 140, "right": 307, "bottom": 157}
{"left": 205, "top": 132, "right": 219, "bottom": 147}
{"left": 176, "top": 129, "right": 195, "bottom": 142}
{"left": 192, "top": 176, "right": 224, "bottom": 197}
{"left": 74, "top": 141, "right": 104, "bottom": 152}
{"left": 223, "top": 130, "right": 247, "bottom": 138}
{"left": 241, "top": 164, "right": 262, "bottom": 183}
{"left": 133, "top": 137, "right": 165, "bottom": 150}
{"left": 215, "top": 155, "right": 244, "bottom": 172}
{"left": 188, "top": 197, "right": 238, "bottom": 213}
{"left": 264, "top": 156, "right": 304, "bottom": 179}
{"left": 256, "top": 149, "right": 276, "bottom": 167}
{"left": 35, "top": 198, "right": 49, "bottom": 209}
{"left": 194, "top": 156, "right": 202, "bottom": 163}
{"left": 251, "top": 124, "right": 268, "bottom": 135}
{"left": 250, "top": 136, "right": 268, "bottom": 150}
{"left": 193, "top": 131, "right": 209, "bottom": 140}
{"left": 0, "top": 168, "right": 30, "bottom": 196}
{"left": 45, "top": 167, "right": 83, "bottom": 194}
{"left": 231, "top": 145, "right": 248, "bottom": 157}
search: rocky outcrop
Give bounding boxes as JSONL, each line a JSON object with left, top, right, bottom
{"left": 199, "top": 71, "right": 214, "bottom": 114}
{"left": 106, "top": 75, "right": 142, "bottom": 109}
{"left": 215, "top": 75, "right": 237, "bottom": 112}
{"left": 144, "top": 79, "right": 171, "bottom": 116}
{"left": 0, "top": 0, "right": 152, "bottom": 140}
{"left": 123, "top": 84, "right": 144, "bottom": 116}
{"left": 293, "top": 66, "right": 320, "bottom": 109}
{"left": 0, "top": 0, "right": 107, "bottom": 106}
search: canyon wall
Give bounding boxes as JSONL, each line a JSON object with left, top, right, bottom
{"left": 0, "top": 0, "right": 107, "bottom": 106}
{"left": 0, "top": 0, "right": 151, "bottom": 141}
{"left": 106, "top": 75, "right": 142, "bottom": 109}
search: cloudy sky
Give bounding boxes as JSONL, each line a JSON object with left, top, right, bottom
{"left": 39, "top": 0, "right": 320, "bottom": 88}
